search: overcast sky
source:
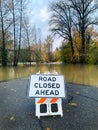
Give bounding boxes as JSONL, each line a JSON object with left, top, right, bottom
{"left": 27, "top": 0, "right": 62, "bottom": 50}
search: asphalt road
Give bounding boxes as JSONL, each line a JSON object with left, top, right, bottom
{"left": 0, "top": 79, "right": 98, "bottom": 130}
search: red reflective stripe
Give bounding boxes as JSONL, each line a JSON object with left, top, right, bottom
{"left": 50, "top": 98, "right": 58, "bottom": 103}
{"left": 37, "top": 98, "right": 47, "bottom": 104}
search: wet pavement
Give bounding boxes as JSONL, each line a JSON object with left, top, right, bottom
{"left": 0, "top": 79, "right": 98, "bottom": 130}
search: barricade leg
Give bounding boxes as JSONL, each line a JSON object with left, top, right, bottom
{"left": 49, "top": 98, "right": 63, "bottom": 117}
{"left": 35, "top": 98, "right": 63, "bottom": 118}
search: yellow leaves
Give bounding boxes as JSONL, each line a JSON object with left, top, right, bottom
{"left": 69, "top": 102, "right": 77, "bottom": 107}
{"left": 66, "top": 102, "right": 77, "bottom": 113}
{"left": 10, "top": 88, "right": 16, "bottom": 92}
{"left": 66, "top": 109, "right": 70, "bottom": 113}
{"left": 75, "top": 91, "right": 80, "bottom": 95}
{"left": 46, "top": 128, "right": 50, "bottom": 130}
{"left": 52, "top": 115, "right": 56, "bottom": 118}
{"left": 10, "top": 114, "right": 16, "bottom": 121}
{"left": 73, "top": 29, "right": 82, "bottom": 49}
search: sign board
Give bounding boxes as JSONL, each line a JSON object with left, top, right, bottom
{"left": 28, "top": 74, "right": 66, "bottom": 98}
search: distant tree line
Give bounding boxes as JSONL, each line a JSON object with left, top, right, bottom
{"left": 0, "top": 29, "right": 54, "bottom": 65}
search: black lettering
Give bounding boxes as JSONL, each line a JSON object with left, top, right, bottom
{"left": 55, "top": 90, "right": 59, "bottom": 95}
{"left": 34, "top": 83, "right": 38, "bottom": 88}
{"left": 35, "top": 90, "right": 40, "bottom": 95}
{"left": 56, "top": 83, "right": 60, "bottom": 88}
{"left": 43, "top": 83, "right": 47, "bottom": 88}
{"left": 40, "top": 90, "right": 45, "bottom": 95}
{"left": 39, "top": 76, "right": 56, "bottom": 82}
{"left": 52, "top": 77, "right": 56, "bottom": 81}
{"left": 39, "top": 83, "right": 43, "bottom": 88}
{"left": 50, "top": 90, "right": 54, "bottom": 95}
{"left": 48, "top": 83, "right": 51, "bottom": 88}
{"left": 43, "top": 77, "right": 47, "bottom": 81}
{"left": 48, "top": 77, "right": 51, "bottom": 81}
{"left": 39, "top": 77, "right": 43, "bottom": 81}
{"left": 52, "top": 83, "right": 55, "bottom": 88}
{"left": 46, "top": 90, "right": 49, "bottom": 95}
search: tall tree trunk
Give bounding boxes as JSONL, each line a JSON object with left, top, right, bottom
{"left": 17, "top": 0, "right": 22, "bottom": 64}
{"left": 26, "top": 28, "right": 31, "bottom": 66}
{"left": 69, "top": 32, "right": 76, "bottom": 63}
{"left": 70, "top": 40, "right": 75, "bottom": 63}
{"left": 12, "top": 0, "right": 17, "bottom": 66}
{"left": 0, "top": 0, "right": 7, "bottom": 66}
{"left": 80, "top": 30, "right": 85, "bottom": 64}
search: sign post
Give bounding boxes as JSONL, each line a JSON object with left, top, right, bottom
{"left": 28, "top": 74, "right": 66, "bottom": 118}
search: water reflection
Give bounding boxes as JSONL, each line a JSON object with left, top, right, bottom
{"left": 0, "top": 64, "right": 98, "bottom": 87}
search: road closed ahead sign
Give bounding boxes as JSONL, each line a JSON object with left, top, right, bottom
{"left": 29, "top": 74, "right": 66, "bottom": 98}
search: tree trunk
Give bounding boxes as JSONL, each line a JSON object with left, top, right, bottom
{"left": 12, "top": 0, "right": 17, "bottom": 66}
{"left": 69, "top": 33, "right": 76, "bottom": 63}
{"left": 0, "top": 1, "right": 7, "bottom": 66}
{"left": 17, "top": 0, "right": 22, "bottom": 64}
{"left": 80, "top": 31, "right": 85, "bottom": 64}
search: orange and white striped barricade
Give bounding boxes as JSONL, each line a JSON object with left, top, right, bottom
{"left": 35, "top": 97, "right": 63, "bottom": 119}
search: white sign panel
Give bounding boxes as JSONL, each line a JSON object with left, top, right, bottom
{"left": 29, "top": 74, "right": 66, "bottom": 98}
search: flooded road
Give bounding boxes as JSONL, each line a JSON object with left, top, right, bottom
{"left": 0, "top": 64, "right": 98, "bottom": 87}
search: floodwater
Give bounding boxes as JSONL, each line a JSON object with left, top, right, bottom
{"left": 0, "top": 64, "right": 98, "bottom": 87}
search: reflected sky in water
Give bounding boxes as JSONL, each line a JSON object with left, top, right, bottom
{"left": 0, "top": 64, "right": 98, "bottom": 87}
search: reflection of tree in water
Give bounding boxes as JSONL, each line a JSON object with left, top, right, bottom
{"left": 12, "top": 67, "right": 31, "bottom": 79}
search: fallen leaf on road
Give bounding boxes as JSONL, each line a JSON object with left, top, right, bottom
{"left": 46, "top": 128, "right": 50, "bottom": 130}
{"left": 69, "top": 102, "right": 77, "bottom": 107}
{"left": 52, "top": 115, "right": 56, "bottom": 118}
{"left": 11, "top": 89, "right": 16, "bottom": 92}
{"left": 75, "top": 92, "right": 80, "bottom": 95}
{"left": 10, "top": 115, "right": 16, "bottom": 121}
{"left": 66, "top": 109, "right": 70, "bottom": 112}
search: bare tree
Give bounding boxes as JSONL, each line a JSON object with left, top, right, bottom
{"left": 11, "top": 0, "right": 18, "bottom": 66}
{"left": 0, "top": 0, "right": 12, "bottom": 66}
{"left": 0, "top": 0, "right": 6, "bottom": 66}
{"left": 69, "top": 0, "right": 98, "bottom": 63}
{"left": 50, "top": 0, "right": 98, "bottom": 63}
{"left": 8, "top": 0, "right": 27, "bottom": 66}
{"left": 17, "top": 0, "right": 23, "bottom": 64}
{"left": 49, "top": 0, "right": 75, "bottom": 62}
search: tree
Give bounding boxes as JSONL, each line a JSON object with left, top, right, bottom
{"left": 49, "top": 0, "right": 75, "bottom": 63}
{"left": 69, "top": 0, "right": 98, "bottom": 63}
{"left": 23, "top": 18, "right": 31, "bottom": 65}
{"left": 17, "top": 0, "right": 23, "bottom": 64}
{"left": 52, "top": 48, "right": 61, "bottom": 62}
{"left": 11, "top": 0, "right": 18, "bottom": 66}
{"left": 44, "top": 35, "right": 53, "bottom": 62}
{"left": 60, "top": 42, "right": 72, "bottom": 63}
{"left": 50, "top": 0, "right": 98, "bottom": 63}
{"left": 0, "top": 0, "right": 8, "bottom": 66}
{"left": 8, "top": 0, "right": 27, "bottom": 66}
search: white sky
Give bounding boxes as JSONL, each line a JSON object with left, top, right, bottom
{"left": 28, "top": 0, "right": 62, "bottom": 50}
